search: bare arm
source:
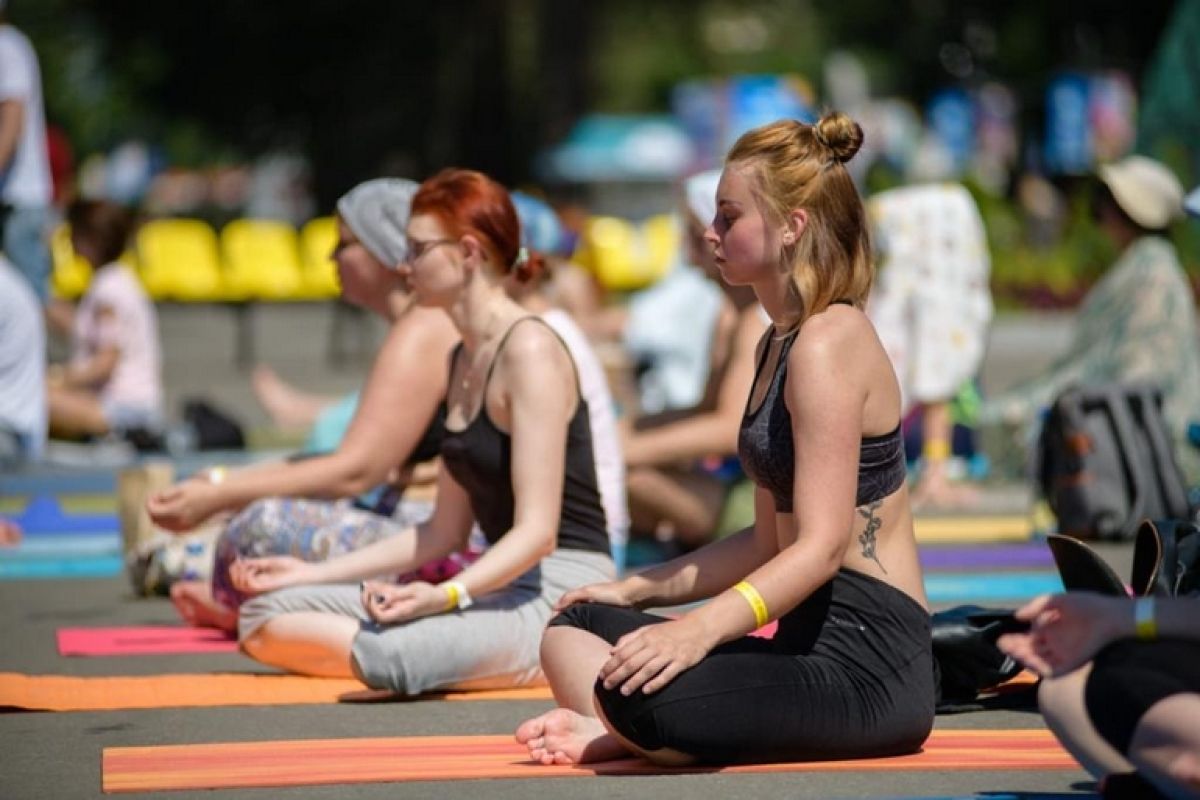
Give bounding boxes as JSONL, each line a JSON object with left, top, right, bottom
{"left": 0, "top": 99, "right": 22, "bottom": 172}
{"left": 623, "top": 307, "right": 766, "bottom": 466}
{"left": 681, "top": 315, "right": 863, "bottom": 647}
{"left": 449, "top": 324, "right": 577, "bottom": 600}
{"left": 147, "top": 307, "right": 457, "bottom": 530}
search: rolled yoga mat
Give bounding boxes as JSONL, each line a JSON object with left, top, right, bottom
{"left": 101, "top": 729, "right": 1077, "bottom": 793}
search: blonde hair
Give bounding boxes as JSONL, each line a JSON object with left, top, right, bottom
{"left": 726, "top": 111, "right": 872, "bottom": 328}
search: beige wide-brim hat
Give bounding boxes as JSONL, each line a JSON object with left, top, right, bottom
{"left": 1097, "top": 155, "right": 1184, "bottom": 230}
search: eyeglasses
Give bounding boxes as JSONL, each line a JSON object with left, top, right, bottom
{"left": 406, "top": 237, "right": 459, "bottom": 262}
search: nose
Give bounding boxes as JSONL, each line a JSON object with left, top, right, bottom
{"left": 703, "top": 224, "right": 719, "bottom": 248}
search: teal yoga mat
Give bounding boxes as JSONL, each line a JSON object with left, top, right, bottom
{"left": 0, "top": 555, "right": 123, "bottom": 579}
{"left": 924, "top": 571, "right": 1063, "bottom": 602}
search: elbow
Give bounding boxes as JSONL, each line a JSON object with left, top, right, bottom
{"left": 327, "top": 458, "right": 381, "bottom": 497}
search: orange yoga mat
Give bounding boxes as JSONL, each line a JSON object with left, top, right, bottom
{"left": 102, "top": 729, "right": 1076, "bottom": 793}
{"left": 0, "top": 672, "right": 552, "bottom": 712}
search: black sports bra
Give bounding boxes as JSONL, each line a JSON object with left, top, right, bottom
{"left": 737, "top": 327, "right": 906, "bottom": 513}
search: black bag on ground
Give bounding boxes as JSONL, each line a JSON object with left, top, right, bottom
{"left": 931, "top": 605, "right": 1027, "bottom": 709}
{"left": 1037, "top": 384, "right": 1192, "bottom": 541}
{"left": 183, "top": 399, "right": 246, "bottom": 451}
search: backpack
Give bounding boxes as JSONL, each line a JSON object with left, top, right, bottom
{"left": 1037, "top": 384, "right": 1192, "bottom": 541}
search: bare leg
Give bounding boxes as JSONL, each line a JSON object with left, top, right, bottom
{"left": 515, "top": 626, "right": 628, "bottom": 764}
{"left": 170, "top": 580, "right": 238, "bottom": 633}
{"left": 1128, "top": 693, "right": 1200, "bottom": 800}
{"left": 47, "top": 386, "right": 110, "bottom": 438}
{"left": 1039, "top": 666, "right": 1133, "bottom": 779}
{"left": 251, "top": 366, "right": 340, "bottom": 430}
{"left": 626, "top": 467, "right": 725, "bottom": 548}
{"left": 239, "top": 612, "right": 360, "bottom": 678}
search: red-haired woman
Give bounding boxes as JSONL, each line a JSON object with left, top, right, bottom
{"left": 230, "top": 169, "right": 615, "bottom": 694}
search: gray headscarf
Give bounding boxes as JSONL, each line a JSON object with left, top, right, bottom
{"left": 335, "top": 178, "right": 419, "bottom": 268}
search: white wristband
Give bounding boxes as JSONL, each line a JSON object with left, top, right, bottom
{"left": 441, "top": 580, "right": 473, "bottom": 611}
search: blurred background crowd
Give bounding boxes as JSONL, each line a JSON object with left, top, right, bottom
{"left": 2, "top": 0, "right": 1200, "bottom": 557}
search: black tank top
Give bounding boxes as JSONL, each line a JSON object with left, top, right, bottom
{"left": 439, "top": 318, "right": 610, "bottom": 554}
{"left": 737, "top": 328, "right": 906, "bottom": 512}
{"left": 408, "top": 404, "right": 447, "bottom": 466}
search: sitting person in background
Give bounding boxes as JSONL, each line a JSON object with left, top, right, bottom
{"left": 620, "top": 170, "right": 767, "bottom": 551}
{"left": 146, "top": 178, "right": 461, "bottom": 631}
{"left": 48, "top": 200, "right": 162, "bottom": 439}
{"left": 0, "top": 251, "right": 45, "bottom": 469}
{"left": 978, "top": 155, "right": 1200, "bottom": 484}
{"left": 1000, "top": 593, "right": 1200, "bottom": 799}
{"left": 228, "top": 169, "right": 614, "bottom": 695}
{"left": 866, "top": 182, "right": 993, "bottom": 509}
{"left": 0, "top": 253, "right": 44, "bottom": 545}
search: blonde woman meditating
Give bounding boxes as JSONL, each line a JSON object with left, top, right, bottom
{"left": 517, "top": 113, "right": 934, "bottom": 765}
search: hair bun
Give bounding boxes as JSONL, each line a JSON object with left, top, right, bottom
{"left": 813, "top": 111, "right": 864, "bottom": 164}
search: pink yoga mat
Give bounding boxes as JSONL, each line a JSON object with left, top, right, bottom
{"left": 57, "top": 626, "right": 239, "bottom": 656}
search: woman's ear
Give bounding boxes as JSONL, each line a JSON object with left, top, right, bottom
{"left": 782, "top": 208, "right": 808, "bottom": 246}
{"left": 457, "top": 234, "right": 482, "bottom": 273}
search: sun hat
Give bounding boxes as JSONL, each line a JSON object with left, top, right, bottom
{"left": 1097, "top": 155, "right": 1184, "bottom": 230}
{"left": 335, "top": 178, "right": 419, "bottom": 268}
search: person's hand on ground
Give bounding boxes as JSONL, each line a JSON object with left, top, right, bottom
{"left": 360, "top": 580, "right": 446, "bottom": 625}
{"left": 229, "top": 556, "right": 316, "bottom": 596}
{"left": 998, "top": 592, "right": 1132, "bottom": 677}
{"left": 599, "top": 617, "right": 712, "bottom": 695}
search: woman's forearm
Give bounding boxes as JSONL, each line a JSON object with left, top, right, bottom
{"left": 306, "top": 521, "right": 451, "bottom": 584}
{"left": 214, "top": 454, "right": 385, "bottom": 513}
{"left": 622, "top": 528, "right": 773, "bottom": 608}
{"left": 449, "top": 524, "right": 554, "bottom": 600}
{"left": 625, "top": 412, "right": 740, "bottom": 467}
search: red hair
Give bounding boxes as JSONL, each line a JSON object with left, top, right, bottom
{"left": 411, "top": 168, "right": 534, "bottom": 278}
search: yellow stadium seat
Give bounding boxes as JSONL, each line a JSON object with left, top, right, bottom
{"left": 221, "top": 219, "right": 305, "bottom": 301}
{"left": 136, "top": 219, "right": 225, "bottom": 301}
{"left": 298, "top": 216, "right": 340, "bottom": 299}
{"left": 575, "top": 214, "right": 678, "bottom": 292}
{"left": 49, "top": 224, "right": 92, "bottom": 300}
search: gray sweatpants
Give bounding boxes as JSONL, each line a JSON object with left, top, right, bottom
{"left": 238, "top": 548, "right": 614, "bottom": 695}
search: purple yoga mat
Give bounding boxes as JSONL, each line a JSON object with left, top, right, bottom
{"left": 919, "top": 541, "right": 1052, "bottom": 570}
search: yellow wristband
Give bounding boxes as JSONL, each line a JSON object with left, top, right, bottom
{"left": 733, "top": 580, "right": 769, "bottom": 628}
{"left": 440, "top": 580, "right": 472, "bottom": 611}
{"left": 1135, "top": 597, "right": 1156, "bottom": 640}
{"left": 922, "top": 439, "right": 950, "bottom": 462}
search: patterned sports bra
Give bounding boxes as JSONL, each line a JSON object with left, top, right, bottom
{"left": 737, "top": 328, "right": 907, "bottom": 513}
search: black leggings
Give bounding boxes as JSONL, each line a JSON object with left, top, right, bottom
{"left": 1085, "top": 639, "right": 1200, "bottom": 754}
{"left": 550, "top": 572, "right": 934, "bottom": 764}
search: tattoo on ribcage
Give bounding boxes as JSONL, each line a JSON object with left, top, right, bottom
{"left": 856, "top": 500, "right": 887, "bottom": 573}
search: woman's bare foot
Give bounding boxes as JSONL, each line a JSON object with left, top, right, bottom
{"left": 515, "top": 708, "right": 628, "bottom": 765}
{"left": 0, "top": 519, "right": 21, "bottom": 546}
{"left": 170, "top": 580, "right": 238, "bottom": 633}
{"left": 251, "top": 366, "right": 334, "bottom": 430}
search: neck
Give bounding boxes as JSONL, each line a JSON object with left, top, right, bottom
{"left": 449, "top": 275, "right": 516, "bottom": 351}
{"left": 751, "top": 268, "right": 798, "bottom": 334}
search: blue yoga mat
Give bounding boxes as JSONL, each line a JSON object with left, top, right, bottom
{"left": 924, "top": 571, "right": 1063, "bottom": 602}
{"left": 1, "top": 495, "right": 119, "bottom": 536}
{"left": 0, "top": 555, "right": 123, "bottom": 579}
